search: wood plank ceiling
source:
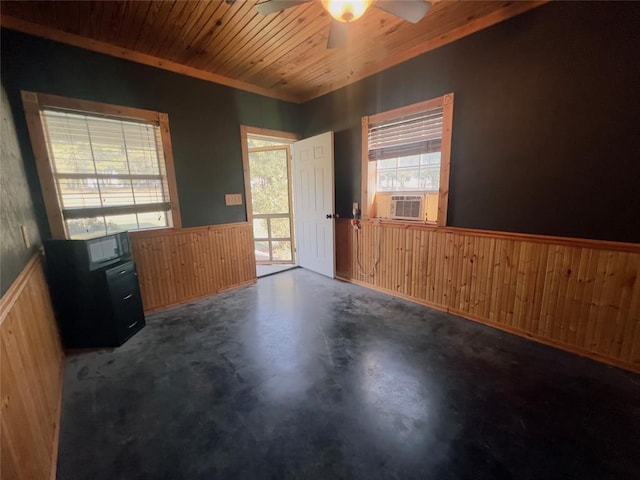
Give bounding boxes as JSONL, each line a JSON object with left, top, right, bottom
{"left": 1, "top": 1, "right": 547, "bottom": 103}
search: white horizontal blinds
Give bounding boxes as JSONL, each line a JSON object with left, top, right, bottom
{"left": 41, "top": 109, "right": 170, "bottom": 236}
{"left": 368, "top": 107, "right": 444, "bottom": 161}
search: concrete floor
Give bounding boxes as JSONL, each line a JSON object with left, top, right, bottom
{"left": 57, "top": 269, "right": 640, "bottom": 480}
{"left": 256, "top": 264, "right": 298, "bottom": 277}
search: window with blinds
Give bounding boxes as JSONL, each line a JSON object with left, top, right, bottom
{"left": 368, "top": 106, "right": 444, "bottom": 192}
{"left": 361, "top": 93, "right": 453, "bottom": 224}
{"left": 41, "top": 109, "right": 172, "bottom": 239}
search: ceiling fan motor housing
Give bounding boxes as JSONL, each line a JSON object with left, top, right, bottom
{"left": 256, "top": 0, "right": 432, "bottom": 49}
{"left": 321, "top": 0, "right": 374, "bottom": 23}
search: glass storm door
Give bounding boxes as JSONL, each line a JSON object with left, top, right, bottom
{"left": 248, "top": 145, "right": 295, "bottom": 264}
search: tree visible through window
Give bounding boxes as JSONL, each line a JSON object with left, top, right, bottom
{"left": 22, "top": 92, "right": 181, "bottom": 239}
{"left": 247, "top": 136, "right": 294, "bottom": 263}
{"left": 376, "top": 152, "right": 442, "bottom": 192}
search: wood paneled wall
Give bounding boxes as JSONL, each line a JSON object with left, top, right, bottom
{"left": 130, "top": 223, "right": 256, "bottom": 313}
{"left": 1, "top": 255, "right": 64, "bottom": 480}
{"left": 336, "top": 219, "right": 640, "bottom": 372}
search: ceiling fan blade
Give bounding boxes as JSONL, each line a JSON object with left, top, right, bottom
{"left": 327, "top": 20, "right": 348, "bottom": 49}
{"left": 374, "top": 0, "right": 432, "bottom": 24}
{"left": 255, "top": 0, "right": 312, "bottom": 16}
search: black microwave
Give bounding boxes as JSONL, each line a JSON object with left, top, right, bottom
{"left": 44, "top": 232, "right": 132, "bottom": 271}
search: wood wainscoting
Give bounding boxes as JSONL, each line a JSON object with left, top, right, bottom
{"left": 0, "top": 255, "right": 64, "bottom": 480}
{"left": 130, "top": 222, "right": 256, "bottom": 313}
{"left": 336, "top": 219, "right": 640, "bottom": 373}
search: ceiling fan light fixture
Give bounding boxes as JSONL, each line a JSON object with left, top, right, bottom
{"left": 321, "top": 0, "right": 373, "bottom": 23}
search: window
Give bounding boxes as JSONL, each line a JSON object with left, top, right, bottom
{"left": 362, "top": 93, "right": 454, "bottom": 226}
{"left": 22, "top": 91, "right": 181, "bottom": 239}
{"left": 375, "top": 152, "right": 441, "bottom": 192}
{"left": 240, "top": 126, "right": 298, "bottom": 265}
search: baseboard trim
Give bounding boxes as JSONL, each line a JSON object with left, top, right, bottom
{"left": 143, "top": 279, "right": 257, "bottom": 314}
{"left": 49, "top": 365, "right": 64, "bottom": 480}
{"left": 336, "top": 217, "right": 640, "bottom": 253}
{"left": 336, "top": 274, "right": 640, "bottom": 374}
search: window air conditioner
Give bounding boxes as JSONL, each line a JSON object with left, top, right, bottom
{"left": 390, "top": 195, "right": 425, "bottom": 221}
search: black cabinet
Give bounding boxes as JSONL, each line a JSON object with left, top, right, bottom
{"left": 45, "top": 258, "right": 146, "bottom": 348}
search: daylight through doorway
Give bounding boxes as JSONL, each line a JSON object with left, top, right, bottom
{"left": 246, "top": 135, "right": 295, "bottom": 265}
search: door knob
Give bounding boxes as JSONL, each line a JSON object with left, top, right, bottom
{"left": 326, "top": 214, "right": 333, "bottom": 219}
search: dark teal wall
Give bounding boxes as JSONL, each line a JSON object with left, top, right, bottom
{"left": 1, "top": 83, "right": 42, "bottom": 295}
{"left": 303, "top": 2, "right": 640, "bottom": 243}
{"left": 0, "top": 28, "right": 302, "bottom": 239}
{"left": 2, "top": 0, "right": 639, "bottom": 263}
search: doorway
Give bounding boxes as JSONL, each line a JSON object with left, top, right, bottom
{"left": 241, "top": 127, "right": 297, "bottom": 277}
{"left": 241, "top": 127, "right": 335, "bottom": 279}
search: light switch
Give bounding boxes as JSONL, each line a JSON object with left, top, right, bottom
{"left": 225, "top": 193, "right": 243, "bottom": 206}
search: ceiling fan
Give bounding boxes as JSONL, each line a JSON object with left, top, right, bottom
{"left": 255, "top": 0, "right": 432, "bottom": 48}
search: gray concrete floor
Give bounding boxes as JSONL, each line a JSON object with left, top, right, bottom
{"left": 256, "top": 264, "right": 297, "bottom": 277}
{"left": 57, "top": 268, "right": 640, "bottom": 479}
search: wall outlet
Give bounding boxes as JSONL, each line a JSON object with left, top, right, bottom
{"left": 21, "top": 225, "right": 31, "bottom": 248}
{"left": 225, "top": 193, "right": 243, "bottom": 206}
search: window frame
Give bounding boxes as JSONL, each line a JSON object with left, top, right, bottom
{"left": 240, "top": 126, "right": 300, "bottom": 265}
{"left": 21, "top": 91, "right": 181, "bottom": 239}
{"left": 361, "top": 93, "right": 454, "bottom": 226}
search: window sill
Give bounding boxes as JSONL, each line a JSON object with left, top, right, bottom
{"left": 365, "top": 217, "right": 439, "bottom": 228}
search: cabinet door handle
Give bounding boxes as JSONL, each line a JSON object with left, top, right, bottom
{"left": 128, "top": 321, "right": 138, "bottom": 329}
{"left": 118, "top": 270, "right": 128, "bottom": 275}
{"left": 123, "top": 293, "right": 133, "bottom": 300}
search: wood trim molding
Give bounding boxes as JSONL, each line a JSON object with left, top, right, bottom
{"left": 49, "top": 369, "right": 64, "bottom": 480}
{"left": 29, "top": 91, "right": 162, "bottom": 123}
{"left": 0, "top": 254, "right": 42, "bottom": 325}
{"left": 240, "top": 126, "right": 253, "bottom": 224}
{"left": 337, "top": 274, "right": 640, "bottom": 373}
{"left": 360, "top": 116, "right": 373, "bottom": 219}
{"left": 129, "top": 222, "right": 250, "bottom": 240}
{"left": 1, "top": 15, "right": 301, "bottom": 104}
{"left": 335, "top": 217, "right": 640, "bottom": 253}
{"left": 240, "top": 126, "right": 300, "bottom": 142}
{"left": 158, "top": 113, "right": 182, "bottom": 229}
{"left": 21, "top": 92, "right": 67, "bottom": 238}
{"left": 335, "top": 220, "right": 640, "bottom": 372}
{"left": 20, "top": 90, "right": 182, "bottom": 237}
{"left": 142, "top": 279, "right": 257, "bottom": 315}
{"left": 367, "top": 95, "right": 446, "bottom": 125}
{"left": 239, "top": 126, "right": 300, "bottom": 223}
{"left": 361, "top": 93, "right": 453, "bottom": 225}
{"left": 437, "top": 93, "right": 454, "bottom": 226}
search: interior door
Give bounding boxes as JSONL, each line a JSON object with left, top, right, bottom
{"left": 292, "top": 131, "right": 335, "bottom": 278}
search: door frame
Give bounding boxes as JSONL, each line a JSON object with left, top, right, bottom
{"left": 240, "top": 126, "right": 300, "bottom": 265}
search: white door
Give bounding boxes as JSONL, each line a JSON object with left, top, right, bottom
{"left": 292, "top": 131, "right": 335, "bottom": 278}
